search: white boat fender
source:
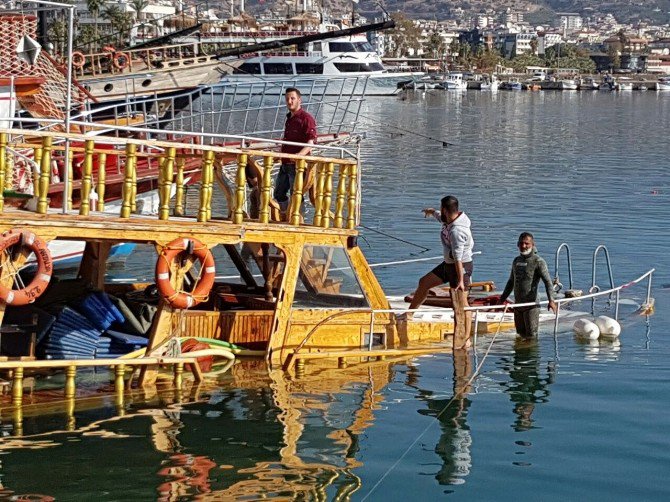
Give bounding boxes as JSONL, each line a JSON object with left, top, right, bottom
{"left": 594, "top": 316, "right": 621, "bottom": 338}
{"left": 573, "top": 318, "right": 600, "bottom": 340}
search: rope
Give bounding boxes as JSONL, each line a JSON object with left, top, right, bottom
{"left": 361, "top": 305, "right": 509, "bottom": 500}
{"left": 360, "top": 224, "right": 430, "bottom": 252}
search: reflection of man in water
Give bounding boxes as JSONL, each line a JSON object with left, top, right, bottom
{"left": 504, "top": 338, "right": 555, "bottom": 431}
{"left": 416, "top": 350, "right": 473, "bottom": 485}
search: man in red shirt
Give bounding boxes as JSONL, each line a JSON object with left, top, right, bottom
{"left": 275, "top": 87, "right": 317, "bottom": 217}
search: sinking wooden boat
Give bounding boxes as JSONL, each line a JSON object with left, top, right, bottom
{"left": 0, "top": 125, "right": 462, "bottom": 387}
{"left": 0, "top": 118, "right": 656, "bottom": 427}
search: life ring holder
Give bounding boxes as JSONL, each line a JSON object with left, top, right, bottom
{"left": 0, "top": 229, "right": 53, "bottom": 306}
{"left": 71, "top": 51, "right": 86, "bottom": 69}
{"left": 112, "top": 52, "right": 129, "bottom": 70}
{"left": 155, "top": 237, "right": 216, "bottom": 309}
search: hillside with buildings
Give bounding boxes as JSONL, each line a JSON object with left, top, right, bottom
{"left": 351, "top": 0, "right": 670, "bottom": 25}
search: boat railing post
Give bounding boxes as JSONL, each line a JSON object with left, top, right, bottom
{"left": 32, "top": 145, "right": 43, "bottom": 196}
{"left": 259, "top": 155, "right": 273, "bottom": 224}
{"left": 321, "top": 162, "right": 334, "bottom": 228}
{"left": 64, "top": 365, "right": 76, "bottom": 399}
{"left": 158, "top": 146, "right": 176, "bottom": 220}
{"left": 333, "top": 163, "right": 347, "bottom": 229}
{"left": 198, "top": 150, "right": 217, "bottom": 223}
{"left": 231, "top": 152, "right": 247, "bottom": 224}
{"left": 174, "top": 155, "right": 186, "bottom": 217}
{"left": 96, "top": 151, "right": 107, "bottom": 212}
{"left": 312, "top": 162, "right": 326, "bottom": 227}
{"left": 66, "top": 153, "right": 73, "bottom": 211}
{"left": 120, "top": 143, "right": 137, "bottom": 218}
{"left": 79, "top": 139, "right": 95, "bottom": 215}
{"left": 289, "top": 158, "right": 306, "bottom": 226}
{"left": 36, "top": 135, "right": 53, "bottom": 214}
{"left": 346, "top": 163, "right": 357, "bottom": 230}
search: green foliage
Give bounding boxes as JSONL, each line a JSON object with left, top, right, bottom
{"left": 388, "top": 13, "right": 422, "bottom": 57}
{"left": 509, "top": 53, "right": 544, "bottom": 72}
{"left": 424, "top": 31, "right": 445, "bottom": 58}
{"left": 473, "top": 48, "right": 503, "bottom": 71}
{"left": 102, "top": 5, "right": 134, "bottom": 47}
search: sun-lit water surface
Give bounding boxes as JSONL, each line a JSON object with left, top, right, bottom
{"left": 1, "top": 91, "right": 669, "bottom": 500}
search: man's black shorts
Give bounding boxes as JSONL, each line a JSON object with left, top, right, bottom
{"left": 430, "top": 261, "right": 473, "bottom": 288}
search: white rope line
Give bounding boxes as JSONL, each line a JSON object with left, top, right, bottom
{"left": 368, "top": 251, "right": 482, "bottom": 269}
{"left": 361, "top": 305, "right": 510, "bottom": 500}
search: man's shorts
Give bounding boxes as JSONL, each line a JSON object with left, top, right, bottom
{"left": 430, "top": 261, "right": 473, "bottom": 288}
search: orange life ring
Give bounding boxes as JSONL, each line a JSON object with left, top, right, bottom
{"left": 71, "top": 51, "right": 85, "bottom": 69}
{"left": 112, "top": 52, "right": 129, "bottom": 70}
{"left": 102, "top": 45, "right": 116, "bottom": 53}
{"left": 155, "top": 237, "right": 215, "bottom": 309}
{"left": 0, "top": 229, "right": 52, "bottom": 306}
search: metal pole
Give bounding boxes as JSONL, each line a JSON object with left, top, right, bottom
{"left": 63, "top": 4, "right": 75, "bottom": 214}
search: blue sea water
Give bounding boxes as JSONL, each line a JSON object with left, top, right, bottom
{"left": 0, "top": 91, "right": 668, "bottom": 500}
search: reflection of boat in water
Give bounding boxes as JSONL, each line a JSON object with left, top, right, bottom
{"left": 0, "top": 356, "right": 401, "bottom": 498}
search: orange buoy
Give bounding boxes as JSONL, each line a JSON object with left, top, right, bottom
{"left": 155, "top": 237, "right": 215, "bottom": 309}
{"left": 0, "top": 229, "right": 52, "bottom": 306}
{"left": 112, "top": 52, "right": 129, "bottom": 70}
{"left": 71, "top": 51, "right": 85, "bottom": 68}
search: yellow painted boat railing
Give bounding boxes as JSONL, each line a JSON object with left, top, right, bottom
{"left": 0, "top": 128, "right": 361, "bottom": 230}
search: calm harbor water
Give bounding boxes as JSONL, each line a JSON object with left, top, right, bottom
{"left": 1, "top": 91, "right": 669, "bottom": 500}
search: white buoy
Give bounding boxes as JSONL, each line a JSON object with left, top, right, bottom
{"left": 573, "top": 318, "right": 600, "bottom": 340}
{"left": 594, "top": 316, "right": 621, "bottom": 338}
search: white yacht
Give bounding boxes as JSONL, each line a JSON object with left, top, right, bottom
{"left": 656, "top": 77, "right": 670, "bottom": 91}
{"left": 219, "top": 33, "right": 420, "bottom": 92}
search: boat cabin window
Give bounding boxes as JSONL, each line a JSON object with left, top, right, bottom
{"left": 353, "top": 41, "right": 374, "bottom": 52}
{"left": 264, "top": 63, "right": 294, "bottom": 75}
{"left": 312, "top": 42, "right": 322, "bottom": 52}
{"left": 293, "top": 245, "right": 369, "bottom": 309}
{"left": 333, "top": 62, "right": 384, "bottom": 73}
{"left": 295, "top": 63, "right": 323, "bottom": 74}
{"left": 328, "top": 42, "right": 355, "bottom": 52}
{"left": 234, "top": 63, "right": 261, "bottom": 75}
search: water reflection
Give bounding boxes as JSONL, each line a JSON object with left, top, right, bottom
{"left": 498, "top": 338, "right": 555, "bottom": 432}
{"left": 415, "top": 350, "right": 473, "bottom": 485}
{"left": 0, "top": 359, "right": 396, "bottom": 499}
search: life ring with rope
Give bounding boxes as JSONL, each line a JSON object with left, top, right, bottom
{"left": 112, "top": 52, "right": 129, "bottom": 70}
{"left": 155, "top": 237, "right": 215, "bottom": 309}
{"left": 71, "top": 51, "right": 85, "bottom": 69}
{"left": 0, "top": 229, "right": 52, "bottom": 306}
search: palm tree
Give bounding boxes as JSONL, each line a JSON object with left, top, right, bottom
{"left": 86, "top": 0, "right": 104, "bottom": 50}
{"left": 130, "top": 0, "right": 149, "bottom": 42}
{"left": 103, "top": 5, "right": 133, "bottom": 47}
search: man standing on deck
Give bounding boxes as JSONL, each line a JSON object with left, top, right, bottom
{"left": 274, "top": 87, "right": 317, "bottom": 219}
{"left": 407, "top": 195, "right": 474, "bottom": 346}
{"left": 499, "top": 232, "right": 558, "bottom": 339}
